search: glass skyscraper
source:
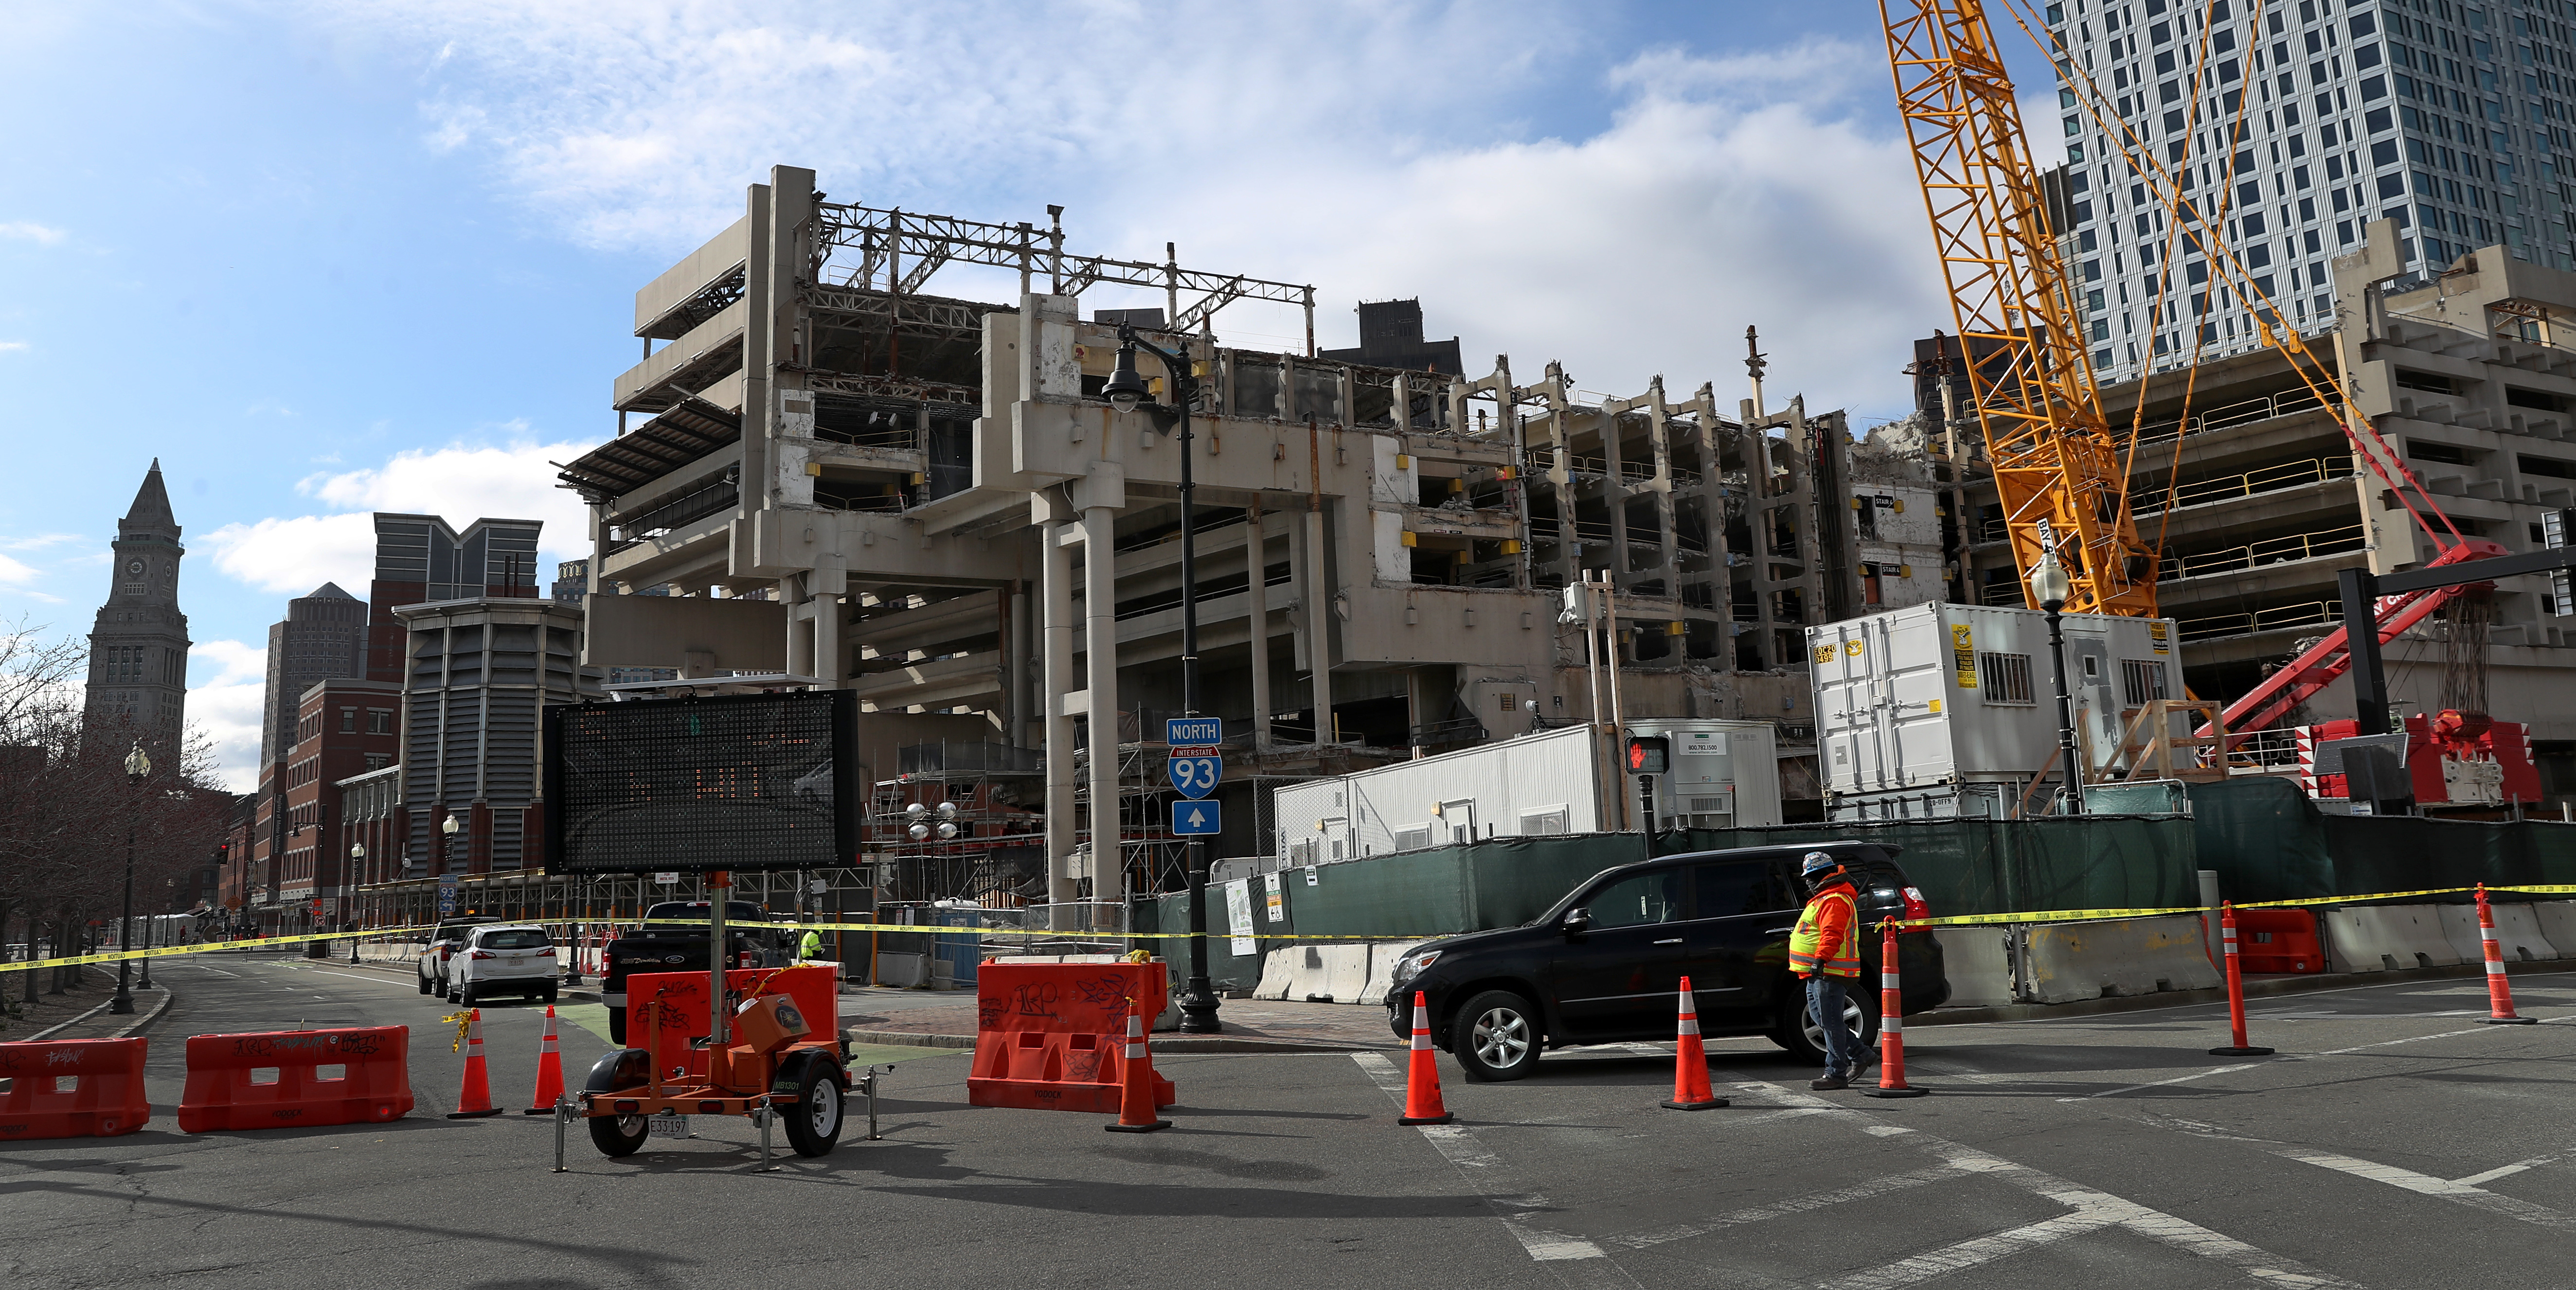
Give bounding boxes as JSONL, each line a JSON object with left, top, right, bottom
{"left": 2047, "top": 0, "right": 2576, "bottom": 385}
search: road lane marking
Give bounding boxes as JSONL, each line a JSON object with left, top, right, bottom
{"left": 1349, "top": 1051, "right": 1637, "bottom": 1286}
{"left": 2264, "top": 1146, "right": 2576, "bottom": 1232}
{"left": 191, "top": 966, "right": 237, "bottom": 977}
{"left": 2064, "top": 1061, "right": 2266, "bottom": 1100}
{"left": 1609, "top": 1166, "right": 1963, "bottom": 1251}
{"left": 2454, "top": 1153, "right": 2566, "bottom": 1186}
{"left": 2131, "top": 1113, "right": 2576, "bottom": 1235}
{"left": 1816, "top": 1203, "right": 2129, "bottom": 1290}
{"left": 1733, "top": 1080, "right": 2359, "bottom": 1290}
{"left": 296, "top": 969, "right": 422, "bottom": 989}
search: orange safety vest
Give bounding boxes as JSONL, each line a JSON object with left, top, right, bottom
{"left": 1788, "top": 884, "right": 1860, "bottom": 978}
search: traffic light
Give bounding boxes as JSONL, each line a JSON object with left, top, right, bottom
{"left": 1625, "top": 735, "right": 1669, "bottom": 775}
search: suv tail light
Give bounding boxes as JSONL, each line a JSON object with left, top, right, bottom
{"left": 471, "top": 950, "right": 496, "bottom": 960}
{"left": 536, "top": 947, "right": 555, "bottom": 956}
{"left": 1901, "top": 886, "right": 1931, "bottom": 925}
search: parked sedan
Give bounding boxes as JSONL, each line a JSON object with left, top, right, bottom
{"left": 1384, "top": 841, "right": 1950, "bottom": 1080}
{"left": 447, "top": 924, "right": 558, "bottom": 1006}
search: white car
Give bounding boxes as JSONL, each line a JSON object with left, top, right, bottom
{"left": 447, "top": 924, "right": 558, "bottom": 1007}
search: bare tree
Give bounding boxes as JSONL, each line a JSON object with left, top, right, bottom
{"left": 0, "top": 618, "right": 229, "bottom": 1019}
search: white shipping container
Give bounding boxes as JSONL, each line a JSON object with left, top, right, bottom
{"left": 1807, "top": 603, "right": 2182, "bottom": 816}
{"left": 1270, "top": 720, "right": 1786, "bottom": 861}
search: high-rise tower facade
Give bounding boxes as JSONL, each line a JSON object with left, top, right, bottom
{"left": 258, "top": 582, "right": 366, "bottom": 768}
{"left": 2049, "top": 0, "right": 2576, "bottom": 386}
{"left": 84, "top": 460, "right": 191, "bottom": 753}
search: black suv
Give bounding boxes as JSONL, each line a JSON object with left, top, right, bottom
{"left": 1382, "top": 842, "right": 1950, "bottom": 1080}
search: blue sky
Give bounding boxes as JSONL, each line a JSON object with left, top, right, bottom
{"left": 0, "top": 1, "right": 2064, "bottom": 789}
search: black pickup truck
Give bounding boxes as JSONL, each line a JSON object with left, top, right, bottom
{"left": 600, "top": 901, "right": 792, "bottom": 1045}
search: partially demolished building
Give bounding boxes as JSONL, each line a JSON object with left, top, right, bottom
{"left": 556, "top": 165, "right": 1949, "bottom": 902}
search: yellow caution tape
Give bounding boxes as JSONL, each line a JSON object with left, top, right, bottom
{"left": 440, "top": 1011, "right": 473, "bottom": 1053}
{"left": 21, "top": 881, "right": 2576, "bottom": 974}
{"left": 1896, "top": 905, "right": 2210, "bottom": 929}
{"left": 4, "top": 925, "right": 445, "bottom": 973}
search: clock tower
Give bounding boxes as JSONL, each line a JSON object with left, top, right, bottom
{"left": 84, "top": 459, "right": 192, "bottom": 755}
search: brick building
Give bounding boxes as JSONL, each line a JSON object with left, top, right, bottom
{"left": 273, "top": 679, "right": 403, "bottom": 926}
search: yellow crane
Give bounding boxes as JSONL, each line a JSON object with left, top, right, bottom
{"left": 1879, "top": 0, "right": 2503, "bottom": 742}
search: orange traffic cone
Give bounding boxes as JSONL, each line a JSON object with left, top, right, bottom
{"left": 1861, "top": 919, "right": 1930, "bottom": 1099}
{"left": 522, "top": 1005, "right": 566, "bottom": 1114}
{"left": 2477, "top": 884, "right": 2539, "bottom": 1025}
{"left": 1661, "top": 977, "right": 1727, "bottom": 1110}
{"left": 447, "top": 1007, "right": 502, "bottom": 1118}
{"left": 1104, "top": 1010, "right": 1171, "bottom": 1133}
{"left": 1397, "top": 990, "right": 1455, "bottom": 1126}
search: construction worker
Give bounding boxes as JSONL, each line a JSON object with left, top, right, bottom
{"left": 797, "top": 925, "right": 823, "bottom": 962}
{"left": 1788, "top": 850, "right": 1871, "bottom": 1090}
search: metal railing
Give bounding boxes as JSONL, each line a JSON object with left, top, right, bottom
{"left": 2175, "top": 597, "right": 2340, "bottom": 641}
{"left": 2160, "top": 523, "right": 2364, "bottom": 582}
{"left": 613, "top": 479, "right": 737, "bottom": 542}
{"left": 2134, "top": 455, "right": 2355, "bottom": 516}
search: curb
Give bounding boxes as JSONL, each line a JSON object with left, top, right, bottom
{"left": 842, "top": 1028, "right": 1381, "bottom": 1055}
{"left": 22, "top": 985, "right": 174, "bottom": 1043}
{"left": 1914, "top": 957, "right": 2576, "bottom": 1026}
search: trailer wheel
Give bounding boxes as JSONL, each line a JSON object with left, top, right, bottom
{"left": 583, "top": 1049, "right": 653, "bottom": 1159}
{"left": 779, "top": 1056, "right": 845, "bottom": 1157}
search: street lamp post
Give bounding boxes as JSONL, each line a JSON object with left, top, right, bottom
{"left": 1104, "top": 323, "right": 1220, "bottom": 1034}
{"left": 2028, "top": 539, "right": 2083, "bottom": 816}
{"left": 349, "top": 844, "right": 366, "bottom": 963}
{"left": 111, "top": 742, "right": 150, "bottom": 1014}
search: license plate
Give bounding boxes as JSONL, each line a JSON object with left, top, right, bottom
{"left": 647, "top": 1113, "right": 688, "bottom": 1137}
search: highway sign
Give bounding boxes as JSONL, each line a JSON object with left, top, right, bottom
{"left": 1166, "top": 716, "right": 1223, "bottom": 747}
{"left": 436, "top": 875, "right": 459, "bottom": 917}
{"left": 1172, "top": 799, "right": 1222, "bottom": 836}
{"left": 1168, "top": 752, "right": 1221, "bottom": 799}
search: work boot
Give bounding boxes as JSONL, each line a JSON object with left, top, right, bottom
{"left": 1811, "top": 1072, "right": 1850, "bottom": 1091}
{"left": 1853, "top": 1047, "right": 1879, "bottom": 1075}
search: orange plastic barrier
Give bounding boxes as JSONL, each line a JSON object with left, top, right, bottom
{"left": 969, "top": 961, "right": 1176, "bottom": 1114}
{"left": 2236, "top": 909, "right": 2325, "bottom": 974}
{"left": 624, "top": 965, "right": 839, "bottom": 1082}
{"left": 178, "top": 1026, "right": 414, "bottom": 1132}
{"left": 0, "top": 1037, "right": 151, "bottom": 1140}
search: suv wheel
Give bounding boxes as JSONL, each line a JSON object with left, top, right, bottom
{"left": 1449, "top": 989, "right": 1542, "bottom": 1082}
{"left": 416, "top": 971, "right": 432, "bottom": 996}
{"left": 1771, "top": 982, "right": 1879, "bottom": 1067}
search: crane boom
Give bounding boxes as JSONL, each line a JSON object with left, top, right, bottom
{"left": 1883, "top": 0, "right": 2504, "bottom": 756}
{"left": 1881, "top": 0, "right": 2159, "bottom": 619}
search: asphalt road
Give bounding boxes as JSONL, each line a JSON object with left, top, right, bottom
{"left": 6, "top": 955, "right": 2576, "bottom": 1289}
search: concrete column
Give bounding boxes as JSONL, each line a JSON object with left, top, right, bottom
{"left": 1303, "top": 505, "right": 1333, "bottom": 742}
{"left": 587, "top": 504, "right": 608, "bottom": 597}
{"left": 1407, "top": 667, "right": 1436, "bottom": 759}
{"left": 1043, "top": 521, "right": 1079, "bottom": 908}
{"left": 1083, "top": 507, "right": 1124, "bottom": 907}
{"left": 813, "top": 595, "right": 843, "bottom": 686}
{"left": 1247, "top": 501, "right": 1272, "bottom": 751}
{"left": 786, "top": 588, "right": 816, "bottom": 679}
{"left": 1008, "top": 582, "right": 1031, "bottom": 747}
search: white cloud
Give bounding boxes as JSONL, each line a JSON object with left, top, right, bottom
{"left": 0, "top": 552, "right": 38, "bottom": 585}
{"left": 199, "top": 513, "right": 380, "bottom": 596}
{"left": 201, "top": 436, "right": 600, "bottom": 594}
{"left": 0, "top": 221, "right": 65, "bottom": 245}
{"left": 0, "top": 341, "right": 28, "bottom": 353}
{"left": 304, "top": 3, "right": 1949, "bottom": 410}
{"left": 188, "top": 639, "right": 270, "bottom": 792}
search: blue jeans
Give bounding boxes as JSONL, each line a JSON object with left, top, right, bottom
{"left": 1807, "top": 974, "right": 1854, "bottom": 1076}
